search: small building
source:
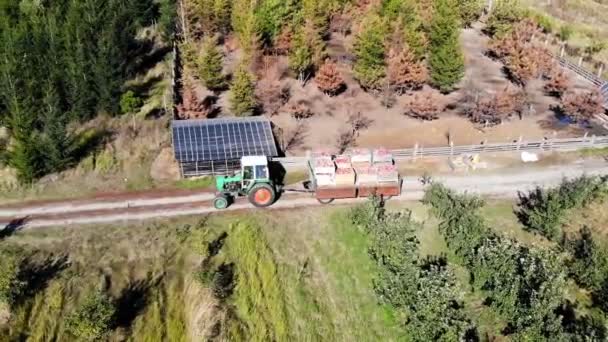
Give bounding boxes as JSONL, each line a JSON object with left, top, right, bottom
{"left": 172, "top": 117, "right": 279, "bottom": 178}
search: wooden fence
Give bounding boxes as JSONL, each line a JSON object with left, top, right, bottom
{"left": 275, "top": 134, "right": 608, "bottom": 166}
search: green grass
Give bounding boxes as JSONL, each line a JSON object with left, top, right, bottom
{"left": 257, "top": 207, "right": 404, "bottom": 341}
{"left": 174, "top": 176, "right": 215, "bottom": 190}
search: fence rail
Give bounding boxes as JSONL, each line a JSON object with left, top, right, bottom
{"left": 274, "top": 135, "right": 608, "bottom": 166}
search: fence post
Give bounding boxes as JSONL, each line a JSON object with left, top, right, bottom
{"left": 560, "top": 45, "right": 565, "bottom": 58}
{"left": 599, "top": 64, "right": 605, "bottom": 78}
{"left": 450, "top": 141, "right": 454, "bottom": 156}
{"left": 578, "top": 57, "right": 583, "bottom": 67}
{"left": 516, "top": 135, "right": 523, "bottom": 150}
{"left": 591, "top": 135, "right": 596, "bottom": 146}
{"left": 413, "top": 143, "right": 418, "bottom": 161}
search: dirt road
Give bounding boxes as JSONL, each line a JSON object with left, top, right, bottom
{"left": 1, "top": 159, "right": 607, "bottom": 229}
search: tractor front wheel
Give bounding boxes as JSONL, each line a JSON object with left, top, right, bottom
{"left": 248, "top": 184, "right": 276, "bottom": 208}
{"left": 213, "top": 194, "right": 230, "bottom": 210}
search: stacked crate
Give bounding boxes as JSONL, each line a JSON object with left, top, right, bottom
{"left": 334, "top": 155, "right": 355, "bottom": 186}
{"left": 373, "top": 148, "right": 393, "bottom": 165}
{"left": 312, "top": 154, "right": 336, "bottom": 186}
{"left": 376, "top": 164, "right": 399, "bottom": 184}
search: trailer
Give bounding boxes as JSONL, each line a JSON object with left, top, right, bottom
{"left": 306, "top": 150, "right": 402, "bottom": 204}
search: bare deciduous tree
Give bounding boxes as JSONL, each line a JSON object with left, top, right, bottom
{"left": 256, "top": 62, "right": 290, "bottom": 116}
{"left": 336, "top": 112, "right": 374, "bottom": 153}
{"left": 281, "top": 120, "right": 309, "bottom": 153}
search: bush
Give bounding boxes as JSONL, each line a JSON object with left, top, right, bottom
{"left": 119, "top": 91, "right": 143, "bottom": 114}
{"left": 560, "top": 90, "right": 605, "bottom": 123}
{"left": 458, "top": 0, "right": 484, "bottom": 28}
{"left": 403, "top": 89, "right": 446, "bottom": 120}
{"left": 564, "top": 227, "right": 608, "bottom": 290}
{"left": 0, "top": 248, "right": 25, "bottom": 306}
{"left": 485, "top": 0, "right": 525, "bottom": 37}
{"left": 66, "top": 292, "right": 116, "bottom": 340}
{"left": 516, "top": 176, "right": 608, "bottom": 240}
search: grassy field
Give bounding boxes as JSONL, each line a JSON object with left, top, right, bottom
{"left": 2, "top": 194, "right": 605, "bottom": 340}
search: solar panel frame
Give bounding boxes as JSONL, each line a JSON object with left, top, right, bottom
{"left": 171, "top": 117, "right": 278, "bottom": 165}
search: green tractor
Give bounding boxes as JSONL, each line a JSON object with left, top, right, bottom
{"left": 213, "top": 156, "right": 278, "bottom": 209}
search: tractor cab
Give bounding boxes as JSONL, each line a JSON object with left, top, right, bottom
{"left": 213, "top": 156, "right": 276, "bottom": 209}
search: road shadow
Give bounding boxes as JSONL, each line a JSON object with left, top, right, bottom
{"left": 15, "top": 254, "right": 70, "bottom": 305}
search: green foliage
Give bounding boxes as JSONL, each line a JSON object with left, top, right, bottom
{"left": 158, "top": 0, "right": 177, "bottom": 40}
{"left": 407, "top": 263, "right": 473, "bottom": 342}
{"left": 458, "top": 0, "right": 484, "bottom": 28}
{"left": 486, "top": 0, "right": 525, "bottom": 37}
{"left": 289, "top": 27, "right": 314, "bottom": 81}
{"left": 428, "top": 0, "right": 465, "bottom": 92}
{"left": 195, "top": 0, "right": 232, "bottom": 34}
{"left": 516, "top": 176, "right": 608, "bottom": 241}
{"left": 119, "top": 90, "right": 143, "bottom": 114}
{"left": 254, "top": 0, "right": 298, "bottom": 46}
{"left": 0, "top": 248, "right": 25, "bottom": 306}
{"left": 559, "top": 25, "right": 574, "bottom": 42}
{"left": 424, "top": 184, "right": 568, "bottom": 338}
{"left": 65, "top": 292, "right": 116, "bottom": 340}
{"left": 350, "top": 197, "right": 473, "bottom": 341}
{"left": 0, "top": 0, "right": 166, "bottom": 182}
{"left": 198, "top": 37, "right": 227, "bottom": 91}
{"left": 528, "top": 11, "right": 554, "bottom": 34}
{"left": 564, "top": 227, "right": 608, "bottom": 290}
{"left": 229, "top": 65, "right": 257, "bottom": 116}
{"left": 353, "top": 14, "right": 387, "bottom": 90}
{"left": 231, "top": 0, "right": 259, "bottom": 55}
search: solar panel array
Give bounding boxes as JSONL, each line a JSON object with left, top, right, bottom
{"left": 172, "top": 117, "right": 278, "bottom": 163}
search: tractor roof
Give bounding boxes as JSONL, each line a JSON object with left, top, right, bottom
{"left": 241, "top": 155, "right": 268, "bottom": 166}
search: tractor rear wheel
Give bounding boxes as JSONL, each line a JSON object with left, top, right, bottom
{"left": 248, "top": 183, "right": 276, "bottom": 208}
{"left": 213, "top": 194, "right": 230, "bottom": 210}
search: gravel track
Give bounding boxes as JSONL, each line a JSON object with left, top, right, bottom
{"left": 1, "top": 160, "right": 607, "bottom": 229}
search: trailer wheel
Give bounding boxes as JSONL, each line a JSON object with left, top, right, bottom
{"left": 248, "top": 184, "right": 276, "bottom": 207}
{"left": 317, "top": 198, "right": 334, "bottom": 205}
{"left": 213, "top": 195, "right": 230, "bottom": 210}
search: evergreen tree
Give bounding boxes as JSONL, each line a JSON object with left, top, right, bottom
{"left": 42, "top": 82, "right": 74, "bottom": 173}
{"left": 353, "top": 14, "right": 387, "bottom": 91}
{"left": 458, "top": 0, "right": 484, "bottom": 27}
{"left": 158, "top": 0, "right": 177, "bottom": 40}
{"left": 229, "top": 64, "right": 257, "bottom": 116}
{"left": 289, "top": 27, "right": 313, "bottom": 82}
{"left": 428, "top": 0, "right": 464, "bottom": 92}
{"left": 198, "top": 37, "right": 227, "bottom": 91}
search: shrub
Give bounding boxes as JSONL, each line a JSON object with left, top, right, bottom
{"left": 0, "top": 248, "right": 25, "bottom": 306}
{"left": 314, "top": 60, "right": 345, "bottom": 95}
{"left": 544, "top": 68, "right": 570, "bottom": 98}
{"left": 66, "top": 292, "right": 116, "bottom": 340}
{"left": 485, "top": 0, "right": 525, "bottom": 38}
{"left": 560, "top": 90, "right": 605, "bottom": 123}
{"left": 403, "top": 89, "right": 446, "bottom": 120}
{"left": 516, "top": 176, "right": 608, "bottom": 241}
{"left": 464, "top": 86, "right": 526, "bottom": 126}
{"left": 458, "top": 0, "right": 484, "bottom": 28}
{"left": 564, "top": 227, "right": 608, "bottom": 290}
{"left": 119, "top": 91, "right": 143, "bottom": 115}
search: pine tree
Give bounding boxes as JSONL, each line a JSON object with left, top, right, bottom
{"left": 41, "top": 82, "right": 74, "bottom": 173}
{"left": 458, "top": 0, "right": 484, "bottom": 28}
{"left": 229, "top": 64, "right": 257, "bottom": 116}
{"left": 353, "top": 14, "right": 387, "bottom": 91}
{"left": 198, "top": 37, "right": 226, "bottom": 91}
{"left": 428, "top": 0, "right": 464, "bottom": 93}
{"left": 289, "top": 27, "right": 313, "bottom": 82}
